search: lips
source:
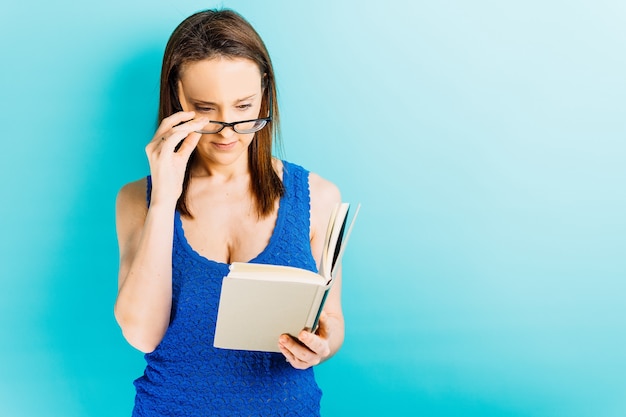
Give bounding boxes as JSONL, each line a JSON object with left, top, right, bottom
{"left": 211, "top": 141, "right": 237, "bottom": 151}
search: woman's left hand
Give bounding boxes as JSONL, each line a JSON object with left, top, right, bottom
{"left": 278, "top": 312, "right": 333, "bottom": 370}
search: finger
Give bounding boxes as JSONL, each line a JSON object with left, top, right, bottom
{"left": 147, "top": 113, "right": 202, "bottom": 155}
{"left": 159, "top": 118, "right": 209, "bottom": 152}
{"left": 170, "top": 115, "right": 209, "bottom": 134}
{"left": 278, "top": 342, "right": 296, "bottom": 363}
{"left": 279, "top": 335, "right": 306, "bottom": 359}
{"left": 175, "top": 131, "right": 202, "bottom": 157}
{"left": 298, "top": 331, "right": 330, "bottom": 359}
{"left": 280, "top": 333, "right": 319, "bottom": 366}
{"left": 278, "top": 343, "right": 309, "bottom": 370}
{"left": 155, "top": 111, "right": 196, "bottom": 137}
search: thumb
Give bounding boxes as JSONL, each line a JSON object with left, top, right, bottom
{"left": 176, "top": 132, "right": 202, "bottom": 157}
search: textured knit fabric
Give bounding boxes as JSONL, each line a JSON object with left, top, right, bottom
{"left": 132, "top": 161, "right": 322, "bottom": 417}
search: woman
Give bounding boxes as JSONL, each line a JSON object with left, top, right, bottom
{"left": 114, "top": 8, "right": 344, "bottom": 416}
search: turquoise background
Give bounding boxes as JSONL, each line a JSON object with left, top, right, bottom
{"left": 2, "top": 1, "right": 625, "bottom": 416}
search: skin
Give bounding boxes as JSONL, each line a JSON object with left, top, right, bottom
{"left": 114, "top": 57, "right": 344, "bottom": 369}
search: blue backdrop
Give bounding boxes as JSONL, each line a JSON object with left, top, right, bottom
{"left": 1, "top": 1, "right": 625, "bottom": 416}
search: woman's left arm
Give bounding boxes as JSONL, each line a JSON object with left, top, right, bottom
{"left": 278, "top": 172, "right": 344, "bottom": 369}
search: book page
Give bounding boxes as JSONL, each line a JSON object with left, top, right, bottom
{"left": 228, "top": 262, "right": 325, "bottom": 285}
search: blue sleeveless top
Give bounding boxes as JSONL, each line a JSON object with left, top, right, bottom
{"left": 132, "top": 161, "right": 322, "bottom": 417}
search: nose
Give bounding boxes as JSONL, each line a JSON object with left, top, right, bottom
{"left": 218, "top": 124, "right": 236, "bottom": 139}
{"left": 217, "top": 110, "right": 238, "bottom": 138}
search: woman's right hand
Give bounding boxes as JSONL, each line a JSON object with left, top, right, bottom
{"left": 114, "top": 112, "right": 209, "bottom": 352}
{"left": 145, "top": 111, "right": 209, "bottom": 207}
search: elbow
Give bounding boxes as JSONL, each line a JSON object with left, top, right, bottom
{"left": 123, "top": 329, "right": 160, "bottom": 354}
{"left": 114, "top": 304, "right": 162, "bottom": 353}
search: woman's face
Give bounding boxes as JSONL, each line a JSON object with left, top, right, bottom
{"left": 177, "top": 57, "right": 264, "bottom": 168}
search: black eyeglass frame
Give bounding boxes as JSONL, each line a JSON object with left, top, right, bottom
{"left": 194, "top": 87, "right": 273, "bottom": 135}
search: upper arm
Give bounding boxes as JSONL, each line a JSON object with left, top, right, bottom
{"left": 308, "top": 172, "right": 343, "bottom": 316}
{"left": 115, "top": 178, "right": 148, "bottom": 290}
{"left": 308, "top": 172, "right": 342, "bottom": 267}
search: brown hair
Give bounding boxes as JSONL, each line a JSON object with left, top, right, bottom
{"left": 158, "top": 9, "right": 284, "bottom": 218}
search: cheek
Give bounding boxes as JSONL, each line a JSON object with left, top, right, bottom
{"left": 239, "top": 132, "right": 255, "bottom": 142}
{"left": 237, "top": 133, "right": 256, "bottom": 148}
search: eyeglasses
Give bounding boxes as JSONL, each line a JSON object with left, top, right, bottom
{"left": 194, "top": 90, "right": 273, "bottom": 135}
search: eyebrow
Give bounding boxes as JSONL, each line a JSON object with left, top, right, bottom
{"left": 189, "top": 93, "right": 258, "bottom": 106}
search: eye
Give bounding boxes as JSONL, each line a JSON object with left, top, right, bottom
{"left": 237, "top": 103, "right": 253, "bottom": 110}
{"left": 193, "top": 105, "right": 214, "bottom": 113}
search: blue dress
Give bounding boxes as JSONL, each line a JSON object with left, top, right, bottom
{"left": 132, "top": 161, "right": 323, "bottom": 416}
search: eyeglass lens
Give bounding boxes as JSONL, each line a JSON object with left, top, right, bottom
{"left": 198, "top": 119, "right": 268, "bottom": 134}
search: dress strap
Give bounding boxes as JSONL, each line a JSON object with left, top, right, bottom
{"left": 146, "top": 175, "right": 152, "bottom": 207}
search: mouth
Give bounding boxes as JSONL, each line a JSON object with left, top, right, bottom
{"left": 211, "top": 141, "right": 237, "bottom": 151}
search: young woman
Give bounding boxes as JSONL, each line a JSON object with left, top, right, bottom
{"left": 114, "top": 8, "right": 344, "bottom": 416}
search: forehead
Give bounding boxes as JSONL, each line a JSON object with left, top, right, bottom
{"left": 179, "top": 57, "right": 262, "bottom": 99}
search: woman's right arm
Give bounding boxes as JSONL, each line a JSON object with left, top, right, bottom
{"left": 114, "top": 180, "right": 177, "bottom": 353}
{"left": 114, "top": 112, "right": 208, "bottom": 353}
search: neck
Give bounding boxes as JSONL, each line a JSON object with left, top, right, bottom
{"left": 190, "top": 154, "right": 250, "bottom": 183}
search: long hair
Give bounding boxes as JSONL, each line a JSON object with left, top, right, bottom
{"left": 158, "top": 9, "right": 284, "bottom": 218}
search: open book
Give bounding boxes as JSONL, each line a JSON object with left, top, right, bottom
{"left": 213, "top": 202, "right": 360, "bottom": 352}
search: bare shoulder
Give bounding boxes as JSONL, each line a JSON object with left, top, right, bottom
{"left": 116, "top": 178, "right": 149, "bottom": 215}
{"left": 115, "top": 178, "right": 149, "bottom": 259}
{"left": 116, "top": 178, "right": 149, "bottom": 238}
{"left": 309, "top": 171, "right": 341, "bottom": 208}
{"left": 308, "top": 171, "right": 341, "bottom": 239}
